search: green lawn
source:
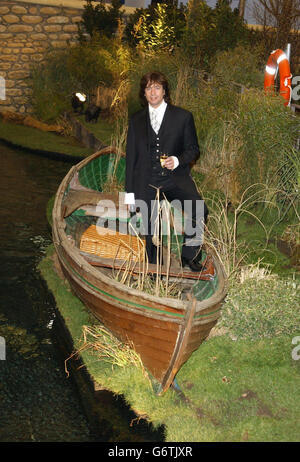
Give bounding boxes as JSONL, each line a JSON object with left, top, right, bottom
{"left": 75, "top": 114, "right": 117, "bottom": 147}
{"left": 0, "top": 119, "right": 94, "bottom": 157}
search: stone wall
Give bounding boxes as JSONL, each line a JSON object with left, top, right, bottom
{"left": 0, "top": 1, "right": 82, "bottom": 114}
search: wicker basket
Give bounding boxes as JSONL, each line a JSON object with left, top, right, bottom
{"left": 80, "top": 224, "right": 145, "bottom": 262}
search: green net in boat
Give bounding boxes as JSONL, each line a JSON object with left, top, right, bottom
{"left": 78, "top": 153, "right": 125, "bottom": 191}
{"left": 193, "top": 274, "right": 219, "bottom": 301}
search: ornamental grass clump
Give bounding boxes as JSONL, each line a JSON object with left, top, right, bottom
{"left": 219, "top": 268, "right": 300, "bottom": 341}
{"left": 111, "top": 194, "right": 184, "bottom": 300}
{"left": 211, "top": 44, "right": 264, "bottom": 89}
{"left": 66, "top": 324, "right": 150, "bottom": 383}
{"left": 200, "top": 184, "right": 271, "bottom": 278}
{"left": 197, "top": 88, "right": 299, "bottom": 206}
{"left": 234, "top": 89, "right": 299, "bottom": 196}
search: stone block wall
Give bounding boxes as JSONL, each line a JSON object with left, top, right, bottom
{"left": 0, "top": 1, "right": 82, "bottom": 114}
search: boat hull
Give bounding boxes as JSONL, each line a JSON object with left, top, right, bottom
{"left": 52, "top": 148, "right": 227, "bottom": 394}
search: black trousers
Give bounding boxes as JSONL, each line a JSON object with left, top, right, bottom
{"left": 140, "top": 184, "right": 208, "bottom": 264}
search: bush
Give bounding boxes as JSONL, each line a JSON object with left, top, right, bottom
{"left": 182, "top": 0, "right": 251, "bottom": 69}
{"left": 125, "top": 2, "right": 186, "bottom": 50}
{"left": 220, "top": 270, "right": 300, "bottom": 340}
{"left": 30, "top": 38, "right": 132, "bottom": 122}
{"left": 78, "top": 0, "right": 123, "bottom": 39}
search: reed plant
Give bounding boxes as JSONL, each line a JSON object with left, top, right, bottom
{"left": 196, "top": 88, "right": 299, "bottom": 205}
{"left": 199, "top": 184, "right": 280, "bottom": 279}
{"left": 100, "top": 109, "right": 128, "bottom": 194}
{"left": 275, "top": 146, "right": 300, "bottom": 221}
{"left": 211, "top": 44, "right": 264, "bottom": 89}
{"left": 108, "top": 190, "right": 185, "bottom": 300}
{"left": 67, "top": 324, "right": 147, "bottom": 370}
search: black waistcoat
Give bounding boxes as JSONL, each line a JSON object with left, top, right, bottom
{"left": 149, "top": 123, "right": 174, "bottom": 191}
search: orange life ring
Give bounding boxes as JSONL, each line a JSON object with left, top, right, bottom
{"left": 264, "top": 49, "right": 292, "bottom": 106}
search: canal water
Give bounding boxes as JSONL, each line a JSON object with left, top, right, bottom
{"left": 0, "top": 142, "right": 163, "bottom": 442}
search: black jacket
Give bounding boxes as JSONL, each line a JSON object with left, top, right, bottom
{"left": 125, "top": 104, "right": 200, "bottom": 202}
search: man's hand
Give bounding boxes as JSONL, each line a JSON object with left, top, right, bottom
{"left": 164, "top": 156, "right": 175, "bottom": 170}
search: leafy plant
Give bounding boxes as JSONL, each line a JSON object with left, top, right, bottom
{"left": 220, "top": 271, "right": 300, "bottom": 340}
{"left": 181, "top": 0, "right": 250, "bottom": 69}
{"left": 30, "top": 36, "right": 133, "bottom": 121}
{"left": 78, "top": 0, "right": 123, "bottom": 40}
{"left": 126, "top": 1, "right": 186, "bottom": 49}
{"left": 133, "top": 3, "right": 176, "bottom": 53}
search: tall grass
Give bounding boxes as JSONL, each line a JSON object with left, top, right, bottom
{"left": 200, "top": 184, "right": 275, "bottom": 278}
{"left": 111, "top": 193, "right": 184, "bottom": 300}
{"left": 196, "top": 89, "right": 299, "bottom": 205}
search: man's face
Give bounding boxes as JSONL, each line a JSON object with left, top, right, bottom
{"left": 144, "top": 81, "right": 165, "bottom": 108}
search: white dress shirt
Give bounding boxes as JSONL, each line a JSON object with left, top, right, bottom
{"left": 149, "top": 100, "right": 167, "bottom": 131}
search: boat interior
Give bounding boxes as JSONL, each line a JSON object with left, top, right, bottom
{"left": 61, "top": 152, "right": 220, "bottom": 302}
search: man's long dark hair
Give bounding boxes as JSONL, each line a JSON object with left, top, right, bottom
{"left": 139, "top": 71, "right": 171, "bottom": 107}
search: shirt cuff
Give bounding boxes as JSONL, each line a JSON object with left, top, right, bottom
{"left": 124, "top": 192, "right": 135, "bottom": 205}
{"left": 171, "top": 156, "right": 179, "bottom": 169}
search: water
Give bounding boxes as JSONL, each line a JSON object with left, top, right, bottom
{"left": 0, "top": 142, "right": 163, "bottom": 442}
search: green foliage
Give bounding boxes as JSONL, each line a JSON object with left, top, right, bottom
{"left": 78, "top": 0, "right": 123, "bottom": 39}
{"left": 182, "top": 0, "right": 250, "bottom": 69}
{"left": 220, "top": 274, "right": 300, "bottom": 340}
{"left": 235, "top": 90, "right": 299, "bottom": 195}
{"left": 30, "top": 37, "right": 132, "bottom": 121}
{"left": 130, "top": 3, "right": 180, "bottom": 53}
{"left": 30, "top": 44, "right": 113, "bottom": 120}
{"left": 126, "top": 2, "right": 186, "bottom": 50}
{"left": 196, "top": 86, "right": 299, "bottom": 205}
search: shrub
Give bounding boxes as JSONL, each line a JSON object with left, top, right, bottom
{"left": 125, "top": 2, "right": 186, "bottom": 50}
{"left": 78, "top": 0, "right": 123, "bottom": 39}
{"left": 181, "top": 0, "right": 251, "bottom": 69}
{"left": 220, "top": 270, "right": 300, "bottom": 340}
{"left": 30, "top": 37, "right": 132, "bottom": 122}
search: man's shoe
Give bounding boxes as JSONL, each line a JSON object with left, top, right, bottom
{"left": 181, "top": 256, "right": 204, "bottom": 272}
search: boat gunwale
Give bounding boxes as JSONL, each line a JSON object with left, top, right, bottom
{"left": 52, "top": 148, "right": 228, "bottom": 314}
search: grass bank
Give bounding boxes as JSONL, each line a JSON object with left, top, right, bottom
{"left": 0, "top": 119, "right": 95, "bottom": 158}
{"left": 75, "top": 114, "right": 118, "bottom": 147}
{"left": 38, "top": 245, "right": 300, "bottom": 442}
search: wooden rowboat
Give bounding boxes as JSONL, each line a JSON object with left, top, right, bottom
{"left": 52, "top": 147, "right": 228, "bottom": 394}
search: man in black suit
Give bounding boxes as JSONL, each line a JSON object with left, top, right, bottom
{"left": 124, "top": 71, "right": 208, "bottom": 271}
